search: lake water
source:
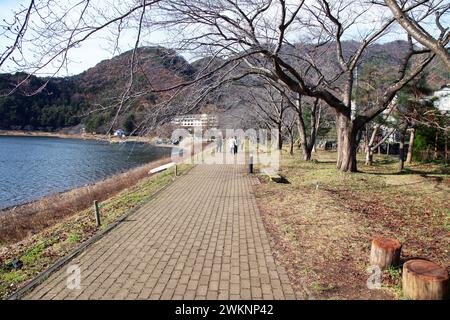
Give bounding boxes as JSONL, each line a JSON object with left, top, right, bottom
{"left": 0, "top": 136, "right": 172, "bottom": 209}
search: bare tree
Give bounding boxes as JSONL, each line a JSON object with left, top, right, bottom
{"left": 255, "top": 80, "right": 324, "bottom": 160}
{"left": 282, "top": 108, "right": 298, "bottom": 156}
{"left": 395, "top": 83, "right": 449, "bottom": 165}
{"left": 364, "top": 121, "right": 397, "bottom": 166}
{"left": 247, "top": 84, "right": 289, "bottom": 150}
{"left": 383, "top": 0, "right": 450, "bottom": 70}
{"left": 155, "top": 0, "right": 437, "bottom": 171}
{"left": 398, "top": 119, "right": 409, "bottom": 171}
{"left": 292, "top": 96, "right": 322, "bottom": 161}
{"left": 1, "top": 0, "right": 443, "bottom": 172}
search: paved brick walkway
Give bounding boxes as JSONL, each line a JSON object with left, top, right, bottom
{"left": 24, "top": 165, "right": 297, "bottom": 300}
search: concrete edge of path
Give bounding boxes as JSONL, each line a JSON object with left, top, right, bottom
{"left": 4, "top": 165, "right": 196, "bottom": 301}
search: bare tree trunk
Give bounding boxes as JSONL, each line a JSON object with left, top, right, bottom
{"left": 296, "top": 112, "right": 311, "bottom": 161}
{"left": 278, "top": 122, "right": 283, "bottom": 151}
{"left": 406, "top": 127, "right": 415, "bottom": 164}
{"left": 311, "top": 102, "right": 321, "bottom": 155}
{"left": 297, "top": 120, "right": 310, "bottom": 160}
{"left": 367, "top": 127, "right": 396, "bottom": 166}
{"left": 434, "top": 130, "right": 439, "bottom": 160}
{"left": 293, "top": 96, "right": 314, "bottom": 161}
{"left": 365, "top": 125, "right": 377, "bottom": 166}
{"left": 399, "top": 124, "right": 408, "bottom": 172}
{"left": 308, "top": 98, "right": 320, "bottom": 156}
{"left": 289, "top": 132, "right": 294, "bottom": 156}
{"left": 445, "top": 130, "right": 448, "bottom": 165}
{"left": 336, "top": 114, "right": 344, "bottom": 169}
{"left": 336, "top": 113, "right": 358, "bottom": 172}
{"left": 365, "top": 146, "right": 374, "bottom": 166}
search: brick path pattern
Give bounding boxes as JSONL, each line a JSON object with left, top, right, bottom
{"left": 25, "top": 165, "right": 297, "bottom": 300}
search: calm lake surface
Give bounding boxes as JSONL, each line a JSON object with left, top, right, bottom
{"left": 0, "top": 136, "right": 172, "bottom": 209}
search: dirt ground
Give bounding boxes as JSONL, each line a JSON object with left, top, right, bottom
{"left": 254, "top": 151, "right": 449, "bottom": 300}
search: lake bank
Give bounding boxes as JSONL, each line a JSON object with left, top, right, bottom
{"left": 0, "top": 129, "right": 166, "bottom": 146}
{"left": 0, "top": 156, "right": 174, "bottom": 243}
{"left": 0, "top": 129, "right": 110, "bottom": 142}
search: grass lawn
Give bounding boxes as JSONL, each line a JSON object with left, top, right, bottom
{"left": 0, "top": 163, "right": 193, "bottom": 299}
{"left": 254, "top": 150, "right": 449, "bottom": 300}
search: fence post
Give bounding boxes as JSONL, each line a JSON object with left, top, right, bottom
{"left": 94, "top": 200, "right": 101, "bottom": 227}
{"left": 248, "top": 154, "right": 254, "bottom": 174}
{"left": 175, "top": 164, "right": 178, "bottom": 177}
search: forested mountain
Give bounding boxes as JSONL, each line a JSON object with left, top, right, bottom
{"left": 0, "top": 42, "right": 447, "bottom": 134}
{"left": 0, "top": 47, "right": 194, "bottom": 133}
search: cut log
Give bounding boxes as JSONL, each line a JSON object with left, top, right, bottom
{"left": 369, "top": 237, "right": 402, "bottom": 269}
{"left": 402, "top": 259, "right": 449, "bottom": 300}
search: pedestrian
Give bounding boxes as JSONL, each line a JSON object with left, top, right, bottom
{"left": 229, "top": 137, "right": 236, "bottom": 154}
{"left": 216, "top": 137, "right": 222, "bottom": 152}
{"left": 233, "top": 136, "right": 238, "bottom": 154}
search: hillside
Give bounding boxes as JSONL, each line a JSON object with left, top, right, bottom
{"left": 0, "top": 47, "right": 194, "bottom": 133}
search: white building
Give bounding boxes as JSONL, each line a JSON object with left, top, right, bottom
{"left": 113, "top": 129, "right": 125, "bottom": 137}
{"left": 171, "top": 114, "right": 218, "bottom": 128}
{"left": 432, "top": 85, "right": 450, "bottom": 113}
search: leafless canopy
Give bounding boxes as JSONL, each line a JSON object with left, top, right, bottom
{"left": 381, "top": 0, "right": 450, "bottom": 70}
{"left": 1, "top": 0, "right": 446, "bottom": 170}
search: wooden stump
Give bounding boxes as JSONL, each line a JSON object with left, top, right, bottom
{"left": 369, "top": 237, "right": 402, "bottom": 269}
{"left": 402, "top": 259, "right": 449, "bottom": 300}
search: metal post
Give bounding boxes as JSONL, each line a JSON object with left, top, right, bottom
{"left": 175, "top": 164, "right": 178, "bottom": 177}
{"left": 94, "top": 200, "right": 100, "bottom": 227}
{"left": 248, "top": 154, "right": 254, "bottom": 174}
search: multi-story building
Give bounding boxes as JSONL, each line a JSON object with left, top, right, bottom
{"left": 171, "top": 114, "right": 218, "bottom": 129}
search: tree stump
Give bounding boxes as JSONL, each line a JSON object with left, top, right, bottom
{"left": 369, "top": 237, "right": 402, "bottom": 269}
{"left": 402, "top": 259, "right": 449, "bottom": 300}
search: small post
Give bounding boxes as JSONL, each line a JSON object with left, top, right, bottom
{"left": 248, "top": 154, "right": 254, "bottom": 174}
{"left": 175, "top": 164, "right": 178, "bottom": 177}
{"left": 94, "top": 200, "right": 101, "bottom": 227}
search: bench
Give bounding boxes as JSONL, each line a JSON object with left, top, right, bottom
{"left": 261, "top": 167, "right": 283, "bottom": 183}
{"left": 149, "top": 162, "right": 176, "bottom": 174}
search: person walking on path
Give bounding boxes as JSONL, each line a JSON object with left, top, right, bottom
{"left": 234, "top": 137, "right": 239, "bottom": 154}
{"left": 229, "top": 137, "right": 236, "bottom": 155}
{"left": 216, "top": 137, "right": 223, "bottom": 153}
{"left": 236, "top": 137, "right": 243, "bottom": 153}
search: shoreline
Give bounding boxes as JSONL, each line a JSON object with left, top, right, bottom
{"left": 0, "top": 129, "right": 109, "bottom": 141}
{"left": 0, "top": 156, "right": 174, "bottom": 242}
{"left": 0, "top": 155, "right": 174, "bottom": 214}
{"left": 0, "top": 140, "right": 202, "bottom": 226}
{"left": 0, "top": 129, "right": 168, "bottom": 146}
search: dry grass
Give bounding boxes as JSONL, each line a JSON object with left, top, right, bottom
{"left": 254, "top": 150, "right": 449, "bottom": 300}
{"left": 0, "top": 158, "right": 172, "bottom": 244}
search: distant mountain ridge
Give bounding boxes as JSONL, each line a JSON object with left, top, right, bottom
{"left": 0, "top": 47, "right": 194, "bottom": 133}
{"left": 0, "top": 42, "right": 447, "bottom": 133}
